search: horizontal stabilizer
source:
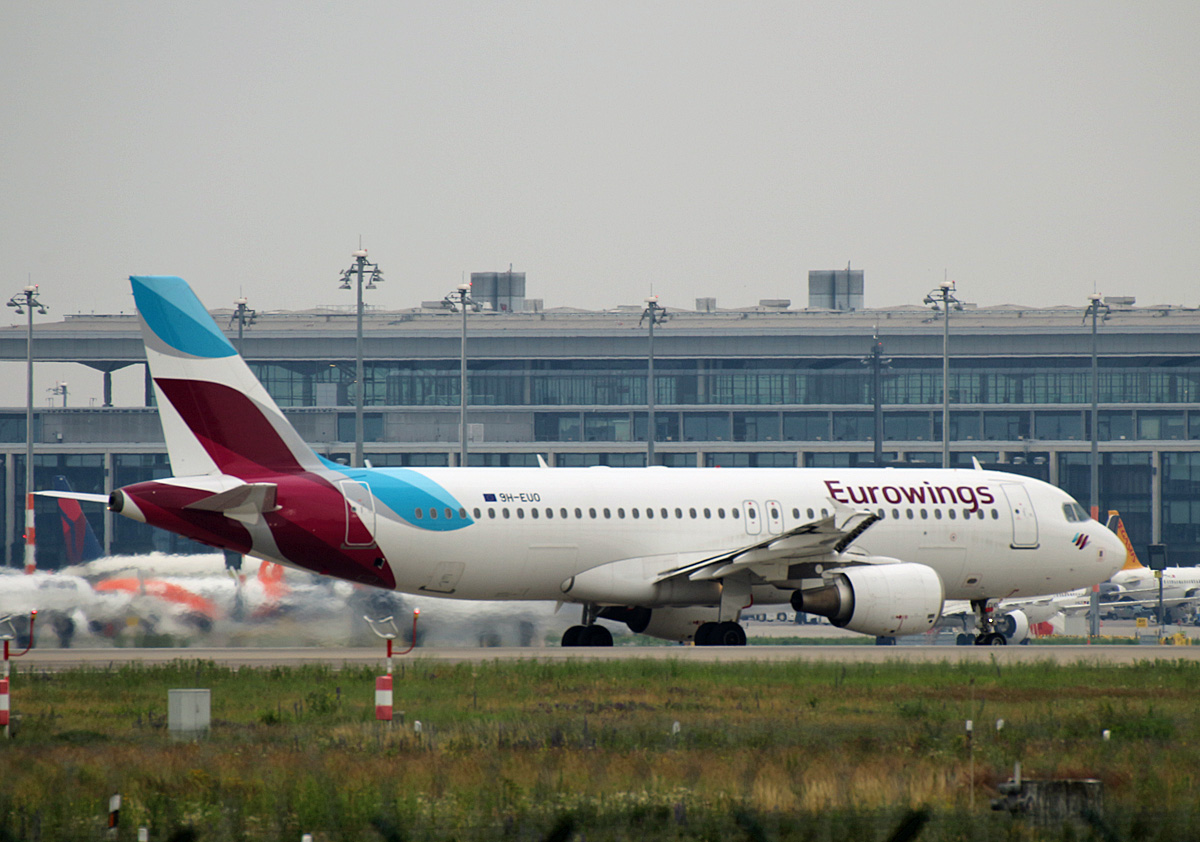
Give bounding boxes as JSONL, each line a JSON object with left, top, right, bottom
{"left": 35, "top": 490, "right": 110, "bottom": 504}
{"left": 184, "top": 482, "right": 278, "bottom": 515}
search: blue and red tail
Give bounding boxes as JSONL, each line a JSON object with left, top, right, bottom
{"left": 54, "top": 475, "right": 104, "bottom": 566}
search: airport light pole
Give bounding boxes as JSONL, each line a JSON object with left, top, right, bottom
{"left": 863, "top": 329, "right": 890, "bottom": 467}
{"left": 444, "top": 283, "right": 478, "bottom": 466}
{"left": 231, "top": 296, "right": 257, "bottom": 355}
{"left": 1084, "top": 294, "right": 1110, "bottom": 521}
{"left": 924, "top": 281, "right": 963, "bottom": 469}
{"left": 7, "top": 286, "right": 48, "bottom": 573}
{"left": 338, "top": 250, "right": 383, "bottom": 468}
{"left": 640, "top": 297, "right": 668, "bottom": 466}
{"left": 1084, "top": 293, "right": 1111, "bottom": 639}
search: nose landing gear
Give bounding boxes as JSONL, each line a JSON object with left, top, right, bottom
{"left": 972, "top": 599, "right": 1007, "bottom": 646}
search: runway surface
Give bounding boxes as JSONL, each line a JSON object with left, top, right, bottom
{"left": 19, "top": 643, "right": 1200, "bottom": 671}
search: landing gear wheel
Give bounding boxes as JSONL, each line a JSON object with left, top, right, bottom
{"left": 715, "top": 621, "right": 747, "bottom": 646}
{"left": 974, "top": 632, "right": 1007, "bottom": 646}
{"left": 561, "top": 624, "right": 613, "bottom": 647}
{"left": 583, "top": 625, "right": 613, "bottom": 647}
{"left": 695, "top": 621, "right": 746, "bottom": 646}
{"left": 562, "top": 625, "right": 586, "bottom": 647}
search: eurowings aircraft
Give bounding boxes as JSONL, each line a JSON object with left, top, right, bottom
{"left": 91, "top": 276, "right": 1126, "bottom": 646}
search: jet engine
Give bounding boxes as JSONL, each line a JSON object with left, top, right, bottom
{"left": 995, "top": 609, "right": 1030, "bottom": 643}
{"left": 790, "top": 562, "right": 943, "bottom": 637}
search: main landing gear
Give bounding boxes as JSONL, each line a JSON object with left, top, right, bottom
{"left": 694, "top": 621, "right": 747, "bottom": 646}
{"left": 971, "top": 598, "right": 1007, "bottom": 646}
{"left": 561, "top": 605, "right": 614, "bottom": 647}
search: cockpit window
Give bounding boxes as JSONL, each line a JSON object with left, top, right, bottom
{"left": 1062, "top": 502, "right": 1090, "bottom": 523}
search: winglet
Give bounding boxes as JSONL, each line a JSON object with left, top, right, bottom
{"left": 1106, "top": 510, "right": 1144, "bottom": 571}
{"left": 537, "top": 454, "right": 551, "bottom": 469}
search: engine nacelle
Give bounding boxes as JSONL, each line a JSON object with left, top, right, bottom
{"left": 599, "top": 605, "right": 719, "bottom": 642}
{"left": 790, "top": 562, "right": 943, "bottom": 637}
{"left": 996, "top": 609, "right": 1030, "bottom": 643}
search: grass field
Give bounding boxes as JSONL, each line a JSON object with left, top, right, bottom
{"left": 2, "top": 657, "right": 1199, "bottom": 841}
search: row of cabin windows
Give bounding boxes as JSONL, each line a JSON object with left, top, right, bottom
{"left": 411, "top": 504, "right": 1003, "bottom": 523}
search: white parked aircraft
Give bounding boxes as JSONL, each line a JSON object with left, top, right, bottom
{"left": 72, "top": 276, "right": 1127, "bottom": 647}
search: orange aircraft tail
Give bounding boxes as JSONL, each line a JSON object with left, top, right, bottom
{"left": 1105, "top": 510, "right": 1144, "bottom": 572}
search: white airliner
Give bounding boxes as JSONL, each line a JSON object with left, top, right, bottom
{"left": 65, "top": 276, "right": 1127, "bottom": 647}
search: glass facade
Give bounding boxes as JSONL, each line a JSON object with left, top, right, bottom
{"left": 249, "top": 360, "right": 1200, "bottom": 409}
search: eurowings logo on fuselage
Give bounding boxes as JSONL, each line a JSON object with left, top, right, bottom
{"left": 1074, "top": 533, "right": 1090, "bottom": 550}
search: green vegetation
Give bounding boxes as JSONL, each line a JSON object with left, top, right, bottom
{"left": 2, "top": 658, "right": 1199, "bottom": 840}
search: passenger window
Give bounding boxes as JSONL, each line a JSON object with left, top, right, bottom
{"left": 991, "top": 509, "right": 999, "bottom": 519}
{"left": 574, "top": 508, "right": 581, "bottom": 518}
{"left": 690, "top": 508, "right": 698, "bottom": 518}
{"left": 459, "top": 508, "right": 467, "bottom": 519}
{"left": 445, "top": 508, "right": 453, "bottom": 520}
{"left": 531, "top": 508, "right": 539, "bottom": 519}
{"left": 948, "top": 510, "right": 956, "bottom": 520}
{"left": 704, "top": 508, "right": 712, "bottom": 518}
{"left": 415, "top": 509, "right": 423, "bottom": 519}
{"left": 892, "top": 508, "right": 900, "bottom": 519}
{"left": 934, "top": 509, "right": 942, "bottom": 520}
{"left": 588, "top": 508, "right": 596, "bottom": 518}
{"left": 545, "top": 508, "right": 552, "bottom": 519}
{"left": 617, "top": 508, "right": 626, "bottom": 518}
{"left": 603, "top": 508, "right": 611, "bottom": 519}
{"left": 430, "top": 508, "right": 438, "bottom": 519}
{"left": 821, "top": 508, "right": 829, "bottom": 517}
{"left": 488, "top": 508, "right": 496, "bottom": 519}
{"left": 718, "top": 508, "right": 726, "bottom": 519}
{"left": 807, "top": 508, "right": 815, "bottom": 519}
{"left": 503, "top": 508, "right": 511, "bottom": 519}
{"left": 473, "top": 508, "right": 481, "bottom": 519}
{"left": 518, "top": 508, "right": 525, "bottom": 519}
{"left": 770, "top": 507, "right": 779, "bottom": 519}
{"left": 906, "top": 509, "right": 914, "bottom": 519}
{"left": 647, "top": 508, "right": 654, "bottom": 519}
{"left": 674, "top": 508, "right": 682, "bottom": 519}
{"left": 632, "top": 509, "right": 640, "bottom": 519}
{"left": 920, "top": 509, "right": 928, "bottom": 520}
{"left": 732, "top": 509, "right": 740, "bottom": 519}
{"left": 560, "top": 508, "right": 568, "bottom": 519}
{"left": 746, "top": 508, "right": 755, "bottom": 519}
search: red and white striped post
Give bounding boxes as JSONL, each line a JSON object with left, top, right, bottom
{"left": 375, "top": 674, "right": 393, "bottom": 722}
{"left": 23, "top": 492, "right": 36, "bottom": 575}
{"left": 2, "top": 611, "right": 35, "bottom": 739}
{"left": 0, "top": 676, "right": 9, "bottom": 732}
{"left": 365, "top": 609, "right": 419, "bottom": 724}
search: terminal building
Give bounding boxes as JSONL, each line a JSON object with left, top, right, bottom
{"left": 1, "top": 269, "right": 1197, "bottom": 568}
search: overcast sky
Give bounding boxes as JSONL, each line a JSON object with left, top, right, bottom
{"left": 2, "top": 2, "right": 1198, "bottom": 404}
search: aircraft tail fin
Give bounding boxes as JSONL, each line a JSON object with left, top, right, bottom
{"left": 1106, "top": 510, "right": 1144, "bottom": 571}
{"left": 130, "top": 276, "right": 322, "bottom": 479}
{"left": 54, "top": 475, "right": 104, "bottom": 565}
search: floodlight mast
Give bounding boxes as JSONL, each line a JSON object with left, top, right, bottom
{"left": 443, "top": 283, "right": 478, "bottom": 466}
{"left": 6, "top": 285, "right": 47, "bottom": 573}
{"left": 923, "top": 281, "right": 963, "bottom": 469}
{"left": 640, "top": 297, "right": 668, "bottom": 465}
{"left": 337, "top": 250, "right": 383, "bottom": 468}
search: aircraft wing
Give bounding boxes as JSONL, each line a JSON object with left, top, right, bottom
{"left": 656, "top": 509, "right": 881, "bottom": 583}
